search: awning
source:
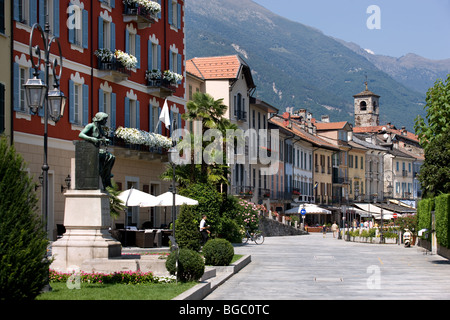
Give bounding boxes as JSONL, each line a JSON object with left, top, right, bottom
{"left": 285, "top": 204, "right": 332, "bottom": 215}
{"left": 354, "top": 203, "right": 399, "bottom": 219}
{"left": 347, "top": 206, "right": 372, "bottom": 218}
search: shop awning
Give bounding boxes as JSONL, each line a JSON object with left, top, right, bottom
{"left": 354, "top": 203, "right": 399, "bottom": 220}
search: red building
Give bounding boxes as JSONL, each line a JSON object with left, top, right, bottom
{"left": 12, "top": 0, "right": 186, "bottom": 239}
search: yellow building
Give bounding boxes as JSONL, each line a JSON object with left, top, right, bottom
{"left": 348, "top": 138, "right": 367, "bottom": 201}
{"left": 0, "top": 0, "right": 11, "bottom": 142}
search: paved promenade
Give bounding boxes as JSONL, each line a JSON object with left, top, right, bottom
{"left": 205, "top": 233, "right": 450, "bottom": 300}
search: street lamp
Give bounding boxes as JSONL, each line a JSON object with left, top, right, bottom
{"left": 23, "top": 22, "right": 65, "bottom": 238}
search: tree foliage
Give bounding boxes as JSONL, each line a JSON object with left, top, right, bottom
{"left": 414, "top": 74, "right": 450, "bottom": 197}
{"left": 0, "top": 137, "right": 51, "bottom": 300}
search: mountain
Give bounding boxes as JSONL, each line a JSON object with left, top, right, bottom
{"left": 336, "top": 39, "right": 450, "bottom": 94}
{"left": 185, "top": 0, "right": 427, "bottom": 131}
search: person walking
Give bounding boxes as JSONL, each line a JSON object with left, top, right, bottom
{"left": 331, "top": 221, "right": 338, "bottom": 238}
{"left": 322, "top": 224, "right": 327, "bottom": 238}
{"left": 199, "top": 214, "right": 210, "bottom": 246}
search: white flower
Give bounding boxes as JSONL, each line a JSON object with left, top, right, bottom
{"left": 123, "top": 0, "right": 161, "bottom": 14}
{"left": 145, "top": 69, "right": 162, "bottom": 80}
{"left": 115, "top": 126, "right": 172, "bottom": 149}
{"left": 163, "top": 70, "right": 183, "bottom": 84}
{"left": 115, "top": 50, "right": 138, "bottom": 69}
{"left": 94, "top": 48, "right": 114, "bottom": 62}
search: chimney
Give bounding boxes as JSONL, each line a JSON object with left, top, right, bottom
{"left": 321, "top": 115, "right": 330, "bottom": 123}
{"left": 401, "top": 126, "right": 407, "bottom": 136}
{"left": 347, "top": 131, "right": 353, "bottom": 141}
{"left": 298, "top": 109, "right": 307, "bottom": 123}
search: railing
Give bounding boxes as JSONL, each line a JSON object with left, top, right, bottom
{"left": 98, "top": 57, "right": 131, "bottom": 77}
{"left": 123, "top": 3, "right": 158, "bottom": 23}
{"left": 109, "top": 136, "right": 164, "bottom": 155}
{"left": 259, "top": 188, "right": 271, "bottom": 198}
{"left": 147, "top": 78, "right": 176, "bottom": 92}
{"left": 232, "top": 186, "right": 254, "bottom": 197}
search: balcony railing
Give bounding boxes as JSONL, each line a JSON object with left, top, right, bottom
{"left": 232, "top": 186, "right": 254, "bottom": 197}
{"left": 147, "top": 78, "right": 176, "bottom": 98}
{"left": 97, "top": 57, "right": 131, "bottom": 82}
{"left": 123, "top": 3, "right": 158, "bottom": 28}
{"left": 109, "top": 136, "right": 167, "bottom": 161}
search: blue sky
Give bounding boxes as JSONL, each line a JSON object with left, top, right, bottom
{"left": 253, "top": 0, "right": 450, "bottom": 60}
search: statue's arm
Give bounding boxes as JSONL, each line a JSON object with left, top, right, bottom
{"left": 79, "top": 124, "right": 99, "bottom": 146}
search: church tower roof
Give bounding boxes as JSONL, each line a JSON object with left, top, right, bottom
{"left": 353, "top": 81, "right": 380, "bottom": 98}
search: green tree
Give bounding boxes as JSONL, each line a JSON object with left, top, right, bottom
{"left": 0, "top": 137, "right": 51, "bottom": 300}
{"left": 414, "top": 74, "right": 450, "bottom": 196}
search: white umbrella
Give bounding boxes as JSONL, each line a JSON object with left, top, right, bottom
{"left": 118, "top": 188, "right": 161, "bottom": 207}
{"left": 155, "top": 191, "right": 199, "bottom": 207}
{"left": 285, "top": 204, "right": 331, "bottom": 215}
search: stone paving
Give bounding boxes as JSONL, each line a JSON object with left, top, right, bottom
{"left": 205, "top": 232, "right": 450, "bottom": 300}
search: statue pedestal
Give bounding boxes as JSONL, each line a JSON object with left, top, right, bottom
{"left": 51, "top": 190, "right": 122, "bottom": 272}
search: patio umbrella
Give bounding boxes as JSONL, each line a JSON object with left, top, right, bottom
{"left": 118, "top": 188, "right": 161, "bottom": 207}
{"left": 285, "top": 204, "right": 331, "bottom": 215}
{"left": 155, "top": 191, "right": 199, "bottom": 207}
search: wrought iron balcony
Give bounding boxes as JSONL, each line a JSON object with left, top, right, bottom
{"left": 147, "top": 78, "right": 176, "bottom": 98}
{"left": 97, "top": 57, "right": 131, "bottom": 82}
{"left": 123, "top": 3, "right": 158, "bottom": 29}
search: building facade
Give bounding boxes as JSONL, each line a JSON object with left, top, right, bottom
{"left": 12, "top": 0, "right": 186, "bottom": 239}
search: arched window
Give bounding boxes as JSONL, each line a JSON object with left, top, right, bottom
{"left": 360, "top": 101, "right": 367, "bottom": 111}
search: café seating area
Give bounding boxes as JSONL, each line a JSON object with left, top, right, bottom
{"left": 112, "top": 223, "right": 173, "bottom": 248}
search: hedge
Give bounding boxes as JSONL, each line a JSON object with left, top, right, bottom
{"left": 417, "top": 198, "right": 434, "bottom": 236}
{"left": 435, "top": 194, "right": 450, "bottom": 248}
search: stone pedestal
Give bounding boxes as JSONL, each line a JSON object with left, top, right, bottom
{"left": 51, "top": 189, "right": 122, "bottom": 272}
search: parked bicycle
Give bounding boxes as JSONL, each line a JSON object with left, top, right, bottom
{"left": 242, "top": 228, "right": 265, "bottom": 245}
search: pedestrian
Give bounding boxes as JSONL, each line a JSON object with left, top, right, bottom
{"left": 199, "top": 214, "right": 210, "bottom": 246}
{"left": 322, "top": 224, "right": 327, "bottom": 238}
{"left": 331, "top": 221, "right": 338, "bottom": 238}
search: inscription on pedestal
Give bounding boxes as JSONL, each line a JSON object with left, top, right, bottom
{"left": 74, "top": 141, "right": 100, "bottom": 190}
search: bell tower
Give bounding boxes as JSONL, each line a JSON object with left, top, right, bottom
{"left": 353, "top": 80, "right": 380, "bottom": 127}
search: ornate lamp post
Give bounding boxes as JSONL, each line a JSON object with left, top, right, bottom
{"left": 23, "top": 22, "right": 66, "bottom": 238}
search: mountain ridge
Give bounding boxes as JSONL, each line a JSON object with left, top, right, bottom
{"left": 185, "top": 0, "right": 435, "bottom": 131}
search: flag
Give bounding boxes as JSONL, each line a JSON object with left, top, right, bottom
{"left": 159, "top": 99, "right": 171, "bottom": 129}
{"left": 314, "top": 182, "right": 319, "bottom": 189}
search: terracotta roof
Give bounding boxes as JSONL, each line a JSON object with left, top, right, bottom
{"left": 353, "top": 125, "right": 419, "bottom": 143}
{"left": 314, "top": 121, "right": 349, "bottom": 131}
{"left": 186, "top": 55, "right": 243, "bottom": 80}
{"left": 269, "top": 116, "right": 339, "bottom": 151}
{"left": 186, "top": 55, "right": 256, "bottom": 89}
{"left": 353, "top": 82, "right": 380, "bottom": 98}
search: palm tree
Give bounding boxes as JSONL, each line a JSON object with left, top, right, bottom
{"left": 182, "top": 92, "right": 230, "bottom": 183}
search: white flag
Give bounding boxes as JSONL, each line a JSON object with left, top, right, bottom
{"left": 159, "top": 99, "right": 171, "bottom": 128}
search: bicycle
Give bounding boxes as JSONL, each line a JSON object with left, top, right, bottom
{"left": 242, "top": 229, "right": 265, "bottom": 245}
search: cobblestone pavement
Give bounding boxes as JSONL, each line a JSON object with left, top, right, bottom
{"left": 205, "top": 233, "right": 450, "bottom": 300}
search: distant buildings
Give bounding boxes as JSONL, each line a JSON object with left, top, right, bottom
{"left": 1, "top": 0, "right": 423, "bottom": 237}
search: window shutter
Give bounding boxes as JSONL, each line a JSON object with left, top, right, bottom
{"left": 158, "top": 108, "right": 162, "bottom": 134}
{"left": 111, "top": 93, "right": 116, "bottom": 130}
{"left": 178, "top": 113, "right": 181, "bottom": 131}
{"left": 124, "top": 97, "right": 130, "bottom": 127}
{"left": 125, "top": 29, "right": 129, "bottom": 53}
{"left": 168, "top": 0, "right": 172, "bottom": 25}
{"left": 110, "top": 22, "right": 115, "bottom": 51}
{"left": 53, "top": 0, "right": 60, "bottom": 37}
{"left": 148, "top": 41, "right": 153, "bottom": 70}
{"left": 13, "top": 0, "right": 19, "bottom": 22}
{"left": 30, "top": 0, "right": 37, "bottom": 26}
{"left": 110, "top": 0, "right": 115, "bottom": 8}
{"left": 82, "top": 84, "right": 89, "bottom": 126}
{"left": 177, "top": 53, "right": 182, "bottom": 82}
{"left": 177, "top": 3, "right": 181, "bottom": 29}
{"left": 149, "top": 103, "right": 153, "bottom": 132}
{"left": 98, "top": 16, "right": 104, "bottom": 49}
{"left": 39, "top": 0, "right": 45, "bottom": 25}
{"left": 157, "top": 45, "right": 161, "bottom": 70}
{"left": 82, "top": 10, "right": 88, "bottom": 49}
{"left": 98, "top": 89, "right": 104, "bottom": 112}
{"left": 135, "top": 34, "right": 140, "bottom": 69}
{"left": 68, "top": 4, "right": 75, "bottom": 44}
{"left": 136, "top": 100, "right": 140, "bottom": 129}
{"left": 68, "top": 79, "right": 74, "bottom": 123}
{"left": 169, "top": 50, "right": 173, "bottom": 71}
{"left": 157, "top": 0, "right": 161, "bottom": 19}
{"left": 170, "top": 110, "right": 173, "bottom": 136}
{"left": 13, "top": 63, "right": 20, "bottom": 111}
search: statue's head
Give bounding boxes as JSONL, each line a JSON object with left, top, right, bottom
{"left": 93, "top": 112, "right": 109, "bottom": 124}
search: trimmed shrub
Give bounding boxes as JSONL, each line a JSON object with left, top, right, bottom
{"left": 0, "top": 137, "right": 51, "bottom": 300}
{"left": 417, "top": 198, "right": 434, "bottom": 237}
{"left": 175, "top": 204, "right": 201, "bottom": 252}
{"left": 166, "top": 248, "right": 205, "bottom": 282}
{"left": 202, "top": 238, "right": 234, "bottom": 266}
{"left": 435, "top": 194, "right": 450, "bottom": 248}
{"left": 217, "top": 217, "right": 242, "bottom": 243}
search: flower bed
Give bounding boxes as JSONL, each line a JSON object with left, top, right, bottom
{"left": 49, "top": 269, "right": 176, "bottom": 285}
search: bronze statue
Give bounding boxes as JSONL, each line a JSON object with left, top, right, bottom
{"left": 79, "top": 112, "right": 115, "bottom": 189}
